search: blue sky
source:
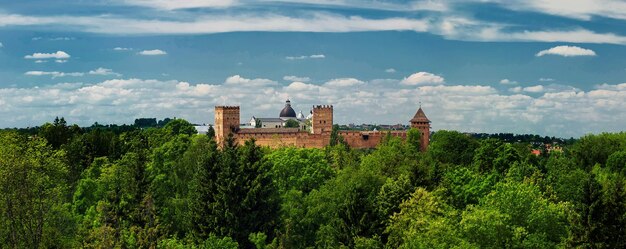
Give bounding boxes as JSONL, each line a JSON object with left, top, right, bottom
{"left": 1, "top": 0, "right": 625, "bottom": 137}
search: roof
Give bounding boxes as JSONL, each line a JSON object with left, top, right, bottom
{"left": 410, "top": 107, "right": 430, "bottom": 123}
{"left": 280, "top": 99, "right": 297, "bottom": 118}
{"left": 256, "top": 118, "right": 284, "bottom": 123}
{"left": 238, "top": 128, "right": 301, "bottom": 134}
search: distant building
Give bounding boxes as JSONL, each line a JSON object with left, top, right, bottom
{"left": 214, "top": 100, "right": 431, "bottom": 151}
{"left": 248, "top": 100, "right": 308, "bottom": 130}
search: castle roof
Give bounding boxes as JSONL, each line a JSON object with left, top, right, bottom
{"left": 279, "top": 99, "right": 297, "bottom": 118}
{"left": 238, "top": 128, "right": 300, "bottom": 134}
{"left": 410, "top": 107, "right": 430, "bottom": 123}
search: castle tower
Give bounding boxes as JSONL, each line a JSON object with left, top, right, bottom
{"left": 410, "top": 106, "right": 431, "bottom": 151}
{"left": 214, "top": 106, "right": 240, "bottom": 145}
{"left": 311, "top": 105, "right": 333, "bottom": 134}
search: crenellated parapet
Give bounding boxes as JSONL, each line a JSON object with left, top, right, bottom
{"left": 212, "top": 102, "right": 430, "bottom": 151}
{"left": 312, "top": 105, "right": 333, "bottom": 135}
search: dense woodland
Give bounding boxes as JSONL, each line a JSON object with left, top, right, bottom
{"left": 1, "top": 117, "right": 625, "bottom": 248}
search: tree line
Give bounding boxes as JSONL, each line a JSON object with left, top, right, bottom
{"left": 0, "top": 118, "right": 625, "bottom": 248}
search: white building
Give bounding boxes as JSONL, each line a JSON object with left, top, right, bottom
{"left": 248, "top": 99, "right": 309, "bottom": 130}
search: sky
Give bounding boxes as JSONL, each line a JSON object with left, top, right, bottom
{"left": 0, "top": 0, "right": 625, "bottom": 138}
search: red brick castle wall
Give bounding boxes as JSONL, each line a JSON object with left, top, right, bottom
{"left": 214, "top": 105, "right": 430, "bottom": 150}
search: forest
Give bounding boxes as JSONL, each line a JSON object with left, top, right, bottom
{"left": 0, "top": 117, "right": 625, "bottom": 248}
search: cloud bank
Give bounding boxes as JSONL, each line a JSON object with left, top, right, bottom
{"left": 3, "top": 73, "right": 625, "bottom": 137}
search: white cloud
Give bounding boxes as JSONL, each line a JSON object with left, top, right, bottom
{"left": 1, "top": 75, "right": 626, "bottom": 137}
{"left": 509, "top": 86, "right": 522, "bottom": 93}
{"left": 138, "top": 49, "right": 167, "bottom": 55}
{"left": 121, "top": 0, "right": 237, "bottom": 10}
{"left": 324, "top": 78, "right": 365, "bottom": 87}
{"left": 89, "top": 68, "right": 122, "bottom": 77}
{"left": 25, "top": 71, "right": 84, "bottom": 78}
{"left": 24, "top": 51, "right": 70, "bottom": 59}
{"left": 523, "top": 85, "right": 545, "bottom": 93}
{"left": 499, "top": 79, "right": 517, "bottom": 85}
{"left": 55, "top": 59, "right": 68, "bottom": 63}
{"left": 34, "top": 60, "right": 47, "bottom": 63}
{"left": 536, "top": 45, "right": 597, "bottom": 57}
{"left": 385, "top": 68, "right": 396, "bottom": 73}
{"left": 285, "top": 81, "right": 322, "bottom": 92}
{"left": 50, "top": 37, "right": 74, "bottom": 41}
{"left": 224, "top": 75, "right": 276, "bottom": 86}
{"left": 539, "top": 78, "right": 555, "bottom": 82}
{"left": 286, "top": 54, "right": 326, "bottom": 60}
{"left": 1, "top": 12, "right": 626, "bottom": 45}
{"left": 25, "top": 68, "right": 122, "bottom": 79}
{"left": 283, "top": 75, "right": 311, "bottom": 82}
{"left": 0, "top": 42, "right": 3, "bottom": 48}
{"left": 487, "top": 0, "right": 626, "bottom": 21}
{"left": 400, "top": 72, "right": 445, "bottom": 85}
{"left": 113, "top": 47, "right": 132, "bottom": 51}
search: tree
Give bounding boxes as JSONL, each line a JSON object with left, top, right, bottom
{"left": 606, "top": 150, "right": 626, "bottom": 175}
{"left": 461, "top": 181, "right": 569, "bottom": 248}
{"left": 405, "top": 128, "right": 421, "bottom": 154}
{"left": 473, "top": 138, "right": 502, "bottom": 173}
{"left": 146, "top": 134, "right": 193, "bottom": 238}
{"left": 386, "top": 188, "right": 470, "bottom": 248}
{"left": 265, "top": 147, "right": 335, "bottom": 195}
{"left": 0, "top": 132, "right": 74, "bottom": 248}
{"left": 207, "top": 125, "right": 216, "bottom": 139}
{"left": 197, "top": 137, "right": 279, "bottom": 248}
{"left": 568, "top": 168, "right": 626, "bottom": 248}
{"left": 428, "top": 130, "right": 478, "bottom": 166}
{"left": 440, "top": 167, "right": 496, "bottom": 209}
{"left": 188, "top": 136, "right": 220, "bottom": 240}
{"left": 134, "top": 118, "right": 157, "bottom": 127}
{"left": 305, "top": 166, "right": 386, "bottom": 248}
{"left": 255, "top": 118, "right": 262, "bottom": 128}
{"left": 164, "top": 119, "right": 197, "bottom": 136}
{"left": 570, "top": 132, "right": 626, "bottom": 170}
{"left": 284, "top": 119, "right": 299, "bottom": 128}
{"left": 39, "top": 116, "right": 78, "bottom": 149}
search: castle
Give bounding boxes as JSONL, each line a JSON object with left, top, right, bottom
{"left": 215, "top": 100, "right": 431, "bottom": 151}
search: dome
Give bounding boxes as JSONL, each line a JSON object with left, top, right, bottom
{"left": 279, "top": 99, "right": 297, "bottom": 118}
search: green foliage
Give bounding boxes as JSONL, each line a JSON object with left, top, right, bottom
{"left": 4, "top": 119, "right": 626, "bottom": 249}
{"left": 571, "top": 132, "right": 626, "bottom": 169}
{"left": 284, "top": 119, "right": 299, "bottom": 128}
{"left": 461, "top": 181, "right": 570, "bottom": 248}
{"left": 265, "top": 147, "right": 335, "bottom": 194}
{"left": 207, "top": 125, "right": 216, "bottom": 138}
{"left": 190, "top": 138, "right": 279, "bottom": 248}
{"left": 159, "top": 234, "right": 238, "bottom": 249}
{"left": 429, "top": 130, "right": 479, "bottom": 166}
{"left": 329, "top": 124, "right": 347, "bottom": 147}
{"left": 164, "top": 119, "right": 197, "bottom": 136}
{"left": 441, "top": 167, "right": 496, "bottom": 209}
{"left": 386, "top": 188, "right": 470, "bottom": 248}
{"left": 0, "top": 132, "right": 75, "bottom": 248}
{"left": 607, "top": 150, "right": 626, "bottom": 175}
{"left": 406, "top": 127, "right": 421, "bottom": 153}
{"left": 305, "top": 166, "right": 386, "bottom": 248}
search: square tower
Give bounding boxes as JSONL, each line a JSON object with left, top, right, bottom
{"left": 311, "top": 105, "right": 333, "bottom": 134}
{"left": 215, "top": 106, "right": 240, "bottom": 145}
